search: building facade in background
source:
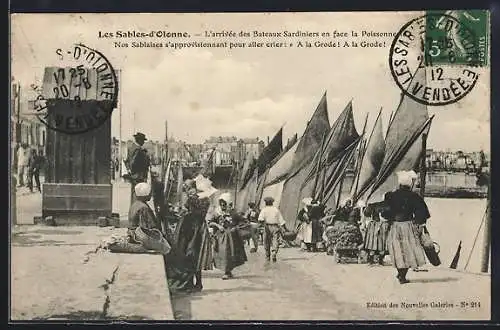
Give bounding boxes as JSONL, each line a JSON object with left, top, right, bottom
{"left": 426, "top": 149, "right": 489, "bottom": 173}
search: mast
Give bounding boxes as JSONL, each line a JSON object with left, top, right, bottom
{"left": 234, "top": 159, "right": 239, "bottom": 205}
{"left": 352, "top": 113, "right": 369, "bottom": 200}
{"left": 419, "top": 133, "right": 428, "bottom": 197}
{"left": 311, "top": 133, "right": 327, "bottom": 199}
{"left": 480, "top": 185, "right": 491, "bottom": 273}
{"left": 336, "top": 174, "right": 345, "bottom": 209}
{"left": 386, "top": 110, "right": 394, "bottom": 137}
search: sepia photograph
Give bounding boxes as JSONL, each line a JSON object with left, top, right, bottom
{"left": 10, "top": 11, "right": 491, "bottom": 321}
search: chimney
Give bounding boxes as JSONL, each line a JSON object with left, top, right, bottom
{"left": 267, "top": 136, "right": 270, "bottom": 145}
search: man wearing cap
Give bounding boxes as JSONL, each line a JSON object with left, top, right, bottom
{"left": 258, "top": 196, "right": 286, "bottom": 262}
{"left": 124, "top": 132, "right": 151, "bottom": 203}
{"left": 128, "top": 182, "right": 162, "bottom": 234}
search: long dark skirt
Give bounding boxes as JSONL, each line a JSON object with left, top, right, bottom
{"left": 166, "top": 214, "right": 213, "bottom": 292}
{"left": 212, "top": 227, "right": 247, "bottom": 273}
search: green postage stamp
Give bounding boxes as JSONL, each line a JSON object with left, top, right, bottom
{"left": 424, "top": 10, "right": 489, "bottom": 67}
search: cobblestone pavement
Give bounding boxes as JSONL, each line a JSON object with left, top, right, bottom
{"left": 170, "top": 245, "right": 490, "bottom": 321}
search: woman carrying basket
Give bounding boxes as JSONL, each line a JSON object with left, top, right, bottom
{"left": 206, "top": 192, "right": 248, "bottom": 280}
{"left": 383, "top": 170, "right": 430, "bottom": 284}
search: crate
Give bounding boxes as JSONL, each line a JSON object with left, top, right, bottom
{"left": 334, "top": 247, "right": 361, "bottom": 264}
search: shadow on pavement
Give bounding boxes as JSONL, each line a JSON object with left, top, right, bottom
{"left": 409, "top": 277, "right": 459, "bottom": 283}
{"left": 170, "top": 285, "right": 268, "bottom": 320}
{"left": 11, "top": 234, "right": 65, "bottom": 246}
{"left": 280, "top": 257, "right": 308, "bottom": 261}
{"left": 31, "top": 310, "right": 150, "bottom": 320}
{"left": 29, "top": 229, "right": 83, "bottom": 235}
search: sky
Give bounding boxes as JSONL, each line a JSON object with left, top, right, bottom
{"left": 11, "top": 12, "right": 490, "bottom": 152}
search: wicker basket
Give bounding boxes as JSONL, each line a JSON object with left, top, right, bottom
{"left": 237, "top": 223, "right": 252, "bottom": 240}
{"left": 282, "top": 230, "right": 298, "bottom": 242}
{"left": 134, "top": 227, "right": 171, "bottom": 255}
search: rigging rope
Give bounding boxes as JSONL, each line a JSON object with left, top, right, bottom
{"left": 463, "top": 204, "right": 488, "bottom": 271}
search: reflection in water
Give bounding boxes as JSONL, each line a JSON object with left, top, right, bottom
{"left": 426, "top": 173, "right": 479, "bottom": 188}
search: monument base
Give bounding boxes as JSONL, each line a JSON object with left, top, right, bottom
{"left": 42, "top": 183, "right": 112, "bottom": 226}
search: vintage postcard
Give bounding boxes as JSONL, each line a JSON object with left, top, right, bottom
{"left": 10, "top": 11, "right": 491, "bottom": 321}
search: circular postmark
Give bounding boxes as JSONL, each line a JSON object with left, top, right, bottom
{"left": 32, "top": 43, "right": 118, "bottom": 134}
{"left": 389, "top": 13, "right": 481, "bottom": 106}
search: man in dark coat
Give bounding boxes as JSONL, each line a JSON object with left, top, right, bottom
{"left": 27, "top": 148, "right": 43, "bottom": 193}
{"left": 124, "top": 132, "right": 151, "bottom": 203}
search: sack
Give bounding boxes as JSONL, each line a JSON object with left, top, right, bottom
{"left": 420, "top": 226, "right": 441, "bottom": 266}
{"left": 134, "top": 227, "right": 171, "bottom": 255}
{"left": 282, "top": 230, "right": 298, "bottom": 242}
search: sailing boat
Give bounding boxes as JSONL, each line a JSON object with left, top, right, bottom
{"left": 350, "top": 108, "right": 386, "bottom": 204}
{"left": 277, "top": 92, "right": 331, "bottom": 230}
{"left": 297, "top": 100, "right": 361, "bottom": 215}
{"left": 235, "top": 127, "right": 283, "bottom": 212}
{"left": 366, "top": 66, "right": 434, "bottom": 204}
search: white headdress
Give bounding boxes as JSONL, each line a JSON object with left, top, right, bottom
{"left": 341, "top": 198, "right": 352, "bottom": 207}
{"left": 302, "top": 197, "right": 313, "bottom": 206}
{"left": 396, "top": 170, "right": 418, "bottom": 186}
{"left": 195, "top": 175, "right": 218, "bottom": 198}
{"left": 219, "top": 192, "right": 232, "bottom": 204}
{"left": 134, "top": 182, "right": 151, "bottom": 197}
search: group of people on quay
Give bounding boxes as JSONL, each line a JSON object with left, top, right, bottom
{"left": 119, "top": 131, "right": 433, "bottom": 295}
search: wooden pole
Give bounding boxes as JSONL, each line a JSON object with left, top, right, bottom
{"left": 234, "top": 159, "right": 239, "bottom": 204}
{"left": 312, "top": 133, "right": 327, "bottom": 199}
{"left": 335, "top": 174, "right": 346, "bottom": 210}
{"left": 118, "top": 70, "right": 123, "bottom": 178}
{"left": 480, "top": 186, "right": 491, "bottom": 273}
{"left": 419, "top": 134, "right": 428, "bottom": 197}
{"left": 352, "top": 113, "right": 369, "bottom": 201}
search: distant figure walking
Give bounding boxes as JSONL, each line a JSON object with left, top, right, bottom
{"left": 244, "top": 202, "right": 261, "bottom": 253}
{"left": 124, "top": 132, "right": 151, "bottom": 203}
{"left": 16, "top": 143, "right": 28, "bottom": 187}
{"left": 258, "top": 197, "right": 286, "bottom": 262}
{"left": 27, "top": 149, "right": 43, "bottom": 193}
{"left": 297, "top": 197, "right": 324, "bottom": 252}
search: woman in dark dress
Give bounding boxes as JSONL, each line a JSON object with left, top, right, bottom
{"left": 383, "top": 170, "right": 430, "bottom": 284}
{"left": 166, "top": 180, "right": 213, "bottom": 293}
{"left": 207, "top": 193, "right": 248, "bottom": 280}
{"left": 363, "top": 202, "right": 391, "bottom": 265}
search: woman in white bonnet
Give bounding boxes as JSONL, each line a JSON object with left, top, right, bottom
{"left": 128, "top": 182, "right": 162, "bottom": 234}
{"left": 383, "top": 170, "right": 430, "bottom": 284}
{"left": 206, "top": 192, "right": 247, "bottom": 280}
